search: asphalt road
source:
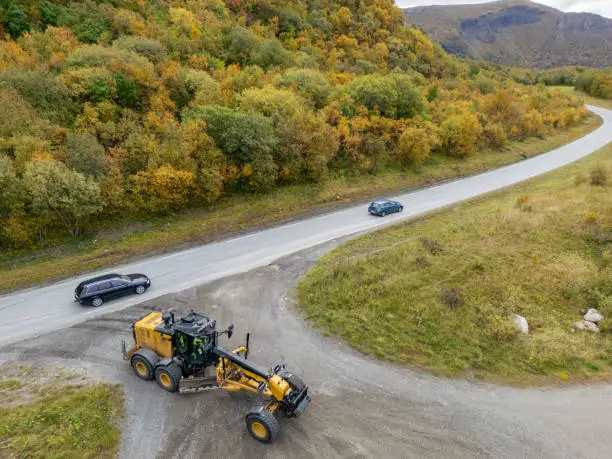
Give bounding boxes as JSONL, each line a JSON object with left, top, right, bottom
{"left": 0, "top": 104, "right": 611, "bottom": 347}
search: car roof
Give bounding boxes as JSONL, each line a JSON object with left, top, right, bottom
{"left": 372, "top": 199, "right": 394, "bottom": 204}
{"left": 78, "top": 273, "right": 122, "bottom": 287}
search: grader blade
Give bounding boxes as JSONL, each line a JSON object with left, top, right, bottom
{"left": 178, "top": 376, "right": 219, "bottom": 394}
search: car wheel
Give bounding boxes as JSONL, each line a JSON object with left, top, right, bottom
{"left": 91, "top": 297, "right": 103, "bottom": 307}
{"left": 381, "top": 211, "right": 386, "bottom": 217}
{"left": 135, "top": 285, "right": 146, "bottom": 294}
{"left": 398, "top": 206, "right": 403, "bottom": 212}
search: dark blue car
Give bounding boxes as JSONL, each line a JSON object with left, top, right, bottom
{"left": 368, "top": 200, "right": 403, "bottom": 217}
{"left": 75, "top": 273, "right": 151, "bottom": 307}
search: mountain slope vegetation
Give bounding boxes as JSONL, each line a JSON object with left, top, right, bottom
{"left": 404, "top": 0, "right": 612, "bottom": 69}
{"left": 0, "top": 0, "right": 587, "bottom": 252}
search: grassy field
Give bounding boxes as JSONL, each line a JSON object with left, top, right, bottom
{"left": 0, "top": 114, "right": 601, "bottom": 293}
{"left": 552, "top": 87, "right": 612, "bottom": 110}
{"left": 0, "top": 366, "right": 123, "bottom": 458}
{"left": 583, "top": 95, "right": 612, "bottom": 110}
{"left": 298, "top": 141, "right": 612, "bottom": 386}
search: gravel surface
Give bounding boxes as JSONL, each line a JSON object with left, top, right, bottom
{"left": 2, "top": 241, "right": 612, "bottom": 458}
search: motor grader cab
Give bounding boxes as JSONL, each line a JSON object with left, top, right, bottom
{"left": 122, "top": 310, "right": 310, "bottom": 443}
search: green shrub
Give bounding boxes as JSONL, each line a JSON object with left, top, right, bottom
{"left": 484, "top": 123, "right": 507, "bottom": 149}
{"left": 516, "top": 195, "right": 532, "bottom": 212}
{"left": 114, "top": 73, "right": 138, "bottom": 109}
{"left": 276, "top": 68, "right": 332, "bottom": 109}
{"left": 57, "top": 1, "right": 111, "bottom": 43}
{"left": 440, "top": 287, "right": 463, "bottom": 309}
{"left": 184, "top": 106, "right": 278, "bottom": 190}
{"left": 413, "top": 255, "right": 430, "bottom": 268}
{"left": 4, "top": 4, "right": 31, "bottom": 38}
{"left": 420, "top": 237, "right": 443, "bottom": 255}
{"left": 65, "top": 132, "right": 106, "bottom": 179}
{"left": 251, "top": 39, "right": 294, "bottom": 69}
{"left": 590, "top": 164, "right": 608, "bottom": 186}
{"left": 37, "top": 1, "right": 61, "bottom": 28}
{"left": 348, "top": 73, "right": 424, "bottom": 120}
{"left": 598, "top": 318, "right": 612, "bottom": 334}
{"left": 0, "top": 69, "right": 76, "bottom": 125}
{"left": 113, "top": 36, "right": 168, "bottom": 64}
{"left": 482, "top": 314, "right": 516, "bottom": 342}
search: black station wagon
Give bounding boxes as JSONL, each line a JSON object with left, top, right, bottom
{"left": 368, "top": 199, "right": 404, "bottom": 217}
{"left": 75, "top": 273, "right": 151, "bottom": 307}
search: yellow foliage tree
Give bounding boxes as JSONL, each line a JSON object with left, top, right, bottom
{"left": 169, "top": 8, "right": 202, "bottom": 40}
{"left": 396, "top": 121, "right": 440, "bottom": 166}
{"left": 0, "top": 40, "right": 37, "bottom": 71}
{"left": 128, "top": 165, "right": 195, "bottom": 214}
{"left": 332, "top": 7, "right": 352, "bottom": 33}
{"left": 440, "top": 110, "right": 483, "bottom": 158}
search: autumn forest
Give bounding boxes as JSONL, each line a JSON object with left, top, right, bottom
{"left": 0, "top": 0, "right": 591, "bottom": 250}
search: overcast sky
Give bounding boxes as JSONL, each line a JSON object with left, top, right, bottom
{"left": 396, "top": 0, "right": 612, "bottom": 18}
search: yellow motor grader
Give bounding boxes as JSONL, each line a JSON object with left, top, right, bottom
{"left": 121, "top": 310, "right": 310, "bottom": 443}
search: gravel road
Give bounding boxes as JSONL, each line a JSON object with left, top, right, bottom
{"left": 2, "top": 241, "right": 612, "bottom": 459}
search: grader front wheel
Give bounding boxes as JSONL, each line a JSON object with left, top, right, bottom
{"left": 246, "top": 406, "right": 280, "bottom": 443}
{"left": 131, "top": 355, "right": 154, "bottom": 380}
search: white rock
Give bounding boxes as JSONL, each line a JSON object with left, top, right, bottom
{"left": 575, "top": 320, "right": 599, "bottom": 333}
{"left": 584, "top": 308, "right": 604, "bottom": 324}
{"left": 512, "top": 314, "right": 529, "bottom": 334}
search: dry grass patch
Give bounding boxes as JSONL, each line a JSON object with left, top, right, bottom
{"left": 0, "top": 365, "right": 124, "bottom": 458}
{"left": 299, "top": 143, "right": 612, "bottom": 386}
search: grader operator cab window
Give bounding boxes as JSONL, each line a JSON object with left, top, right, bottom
{"left": 175, "top": 331, "right": 212, "bottom": 365}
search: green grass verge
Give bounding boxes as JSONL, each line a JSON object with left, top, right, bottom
{"left": 550, "top": 86, "right": 612, "bottom": 110}
{"left": 0, "top": 367, "right": 124, "bottom": 459}
{"left": 298, "top": 141, "right": 612, "bottom": 386}
{"left": 0, "top": 115, "right": 601, "bottom": 293}
{"left": 583, "top": 95, "right": 612, "bottom": 110}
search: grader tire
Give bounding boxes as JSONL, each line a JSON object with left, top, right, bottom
{"left": 155, "top": 363, "right": 182, "bottom": 393}
{"left": 131, "top": 354, "right": 154, "bottom": 381}
{"left": 246, "top": 406, "right": 280, "bottom": 443}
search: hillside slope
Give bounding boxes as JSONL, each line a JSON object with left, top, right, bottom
{"left": 404, "top": 0, "right": 612, "bottom": 69}
{"left": 0, "top": 0, "right": 587, "bottom": 257}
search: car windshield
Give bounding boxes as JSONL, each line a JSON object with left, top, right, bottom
{"left": 120, "top": 275, "right": 131, "bottom": 281}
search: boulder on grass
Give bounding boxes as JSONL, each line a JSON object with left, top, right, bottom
{"left": 584, "top": 308, "right": 604, "bottom": 324}
{"left": 575, "top": 320, "right": 599, "bottom": 333}
{"left": 512, "top": 314, "right": 529, "bottom": 334}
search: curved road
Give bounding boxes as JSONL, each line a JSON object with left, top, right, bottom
{"left": 0, "top": 104, "right": 611, "bottom": 346}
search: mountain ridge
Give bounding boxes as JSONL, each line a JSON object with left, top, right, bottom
{"left": 403, "top": 0, "right": 612, "bottom": 69}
